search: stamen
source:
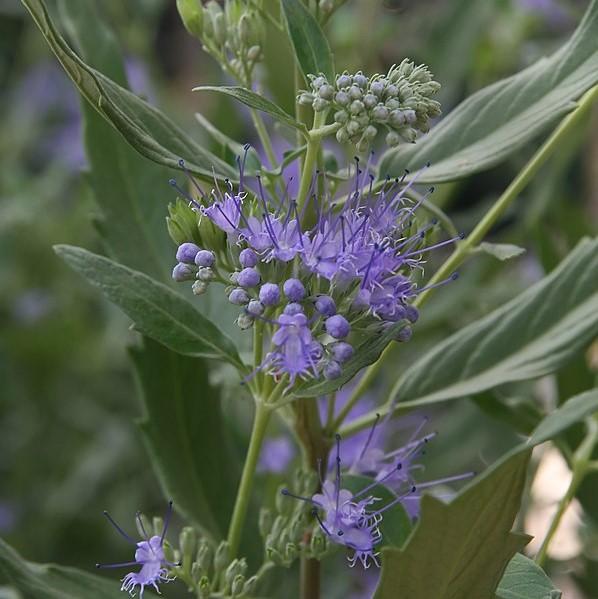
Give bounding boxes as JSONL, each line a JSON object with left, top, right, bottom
{"left": 415, "top": 272, "right": 459, "bottom": 294}
{"left": 358, "top": 413, "right": 381, "bottom": 462}
{"left": 96, "top": 561, "right": 140, "bottom": 569}
{"left": 103, "top": 511, "right": 136, "bottom": 545}
{"left": 160, "top": 500, "right": 173, "bottom": 546}
{"left": 281, "top": 488, "right": 316, "bottom": 504}
{"left": 177, "top": 159, "right": 208, "bottom": 199}
{"left": 168, "top": 179, "right": 202, "bottom": 211}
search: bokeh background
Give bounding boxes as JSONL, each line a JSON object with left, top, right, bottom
{"left": 1, "top": 0, "right": 597, "bottom": 597}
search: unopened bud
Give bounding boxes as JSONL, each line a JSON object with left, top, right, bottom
{"left": 196, "top": 539, "right": 213, "bottom": 572}
{"left": 177, "top": 0, "right": 204, "bottom": 38}
{"left": 297, "top": 92, "right": 315, "bottom": 106}
{"left": 386, "top": 130, "right": 401, "bottom": 147}
{"left": 336, "top": 73, "right": 352, "bottom": 88}
{"left": 259, "top": 508, "right": 274, "bottom": 537}
{"left": 318, "top": 83, "right": 334, "bottom": 100}
{"left": 236, "top": 312, "right": 254, "bottom": 330}
{"left": 400, "top": 127, "right": 418, "bottom": 143}
{"left": 243, "top": 576, "right": 259, "bottom": 594}
{"left": 247, "top": 44, "right": 261, "bottom": 61}
{"left": 214, "top": 540, "right": 230, "bottom": 571}
{"left": 192, "top": 280, "right": 209, "bottom": 295}
{"left": 313, "top": 98, "right": 329, "bottom": 112}
{"left": 180, "top": 527, "right": 197, "bottom": 558}
{"left": 231, "top": 574, "right": 246, "bottom": 597}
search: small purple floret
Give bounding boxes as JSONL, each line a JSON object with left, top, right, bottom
{"left": 239, "top": 248, "right": 258, "bottom": 268}
{"left": 237, "top": 267, "right": 261, "bottom": 288}
{"left": 259, "top": 283, "right": 280, "bottom": 306}
{"left": 195, "top": 249, "right": 215, "bottom": 267}
{"left": 324, "top": 360, "right": 342, "bottom": 379}
{"left": 283, "top": 278, "right": 306, "bottom": 301}
{"left": 176, "top": 242, "right": 200, "bottom": 264}
{"left": 229, "top": 288, "right": 250, "bottom": 305}
{"left": 172, "top": 263, "right": 196, "bottom": 282}
{"left": 314, "top": 295, "right": 336, "bottom": 316}
{"left": 247, "top": 300, "right": 264, "bottom": 316}
{"left": 325, "top": 314, "right": 350, "bottom": 339}
{"left": 331, "top": 341, "right": 354, "bottom": 363}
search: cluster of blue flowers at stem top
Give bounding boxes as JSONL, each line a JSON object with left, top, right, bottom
{"left": 279, "top": 417, "right": 474, "bottom": 568}
{"left": 169, "top": 150, "right": 460, "bottom": 388}
{"left": 96, "top": 501, "right": 177, "bottom": 597}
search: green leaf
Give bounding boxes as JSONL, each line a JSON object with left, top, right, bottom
{"left": 474, "top": 242, "right": 526, "bottom": 262}
{"left": 378, "top": 0, "right": 598, "bottom": 182}
{"left": 344, "top": 476, "right": 413, "bottom": 549}
{"left": 54, "top": 245, "right": 244, "bottom": 370}
{"left": 392, "top": 237, "right": 598, "bottom": 409}
{"left": 56, "top": 0, "right": 174, "bottom": 283}
{"left": 496, "top": 553, "right": 562, "bottom": 599}
{"left": 281, "top": 0, "right": 334, "bottom": 81}
{"left": 373, "top": 391, "right": 598, "bottom": 599}
{"left": 193, "top": 86, "right": 307, "bottom": 133}
{"left": 131, "top": 337, "right": 240, "bottom": 537}
{"left": 528, "top": 389, "right": 598, "bottom": 446}
{"left": 373, "top": 451, "right": 532, "bottom": 599}
{"left": 21, "top": 0, "right": 236, "bottom": 180}
{"left": 0, "top": 538, "right": 146, "bottom": 599}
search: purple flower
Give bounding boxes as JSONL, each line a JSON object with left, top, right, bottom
{"left": 283, "top": 278, "right": 306, "bottom": 301}
{"left": 176, "top": 242, "right": 200, "bottom": 264}
{"left": 259, "top": 283, "right": 281, "bottom": 306}
{"left": 97, "top": 502, "right": 177, "bottom": 597}
{"left": 263, "top": 313, "right": 320, "bottom": 384}
{"left": 203, "top": 192, "right": 243, "bottom": 234}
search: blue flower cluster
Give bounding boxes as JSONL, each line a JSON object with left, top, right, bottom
{"left": 170, "top": 153, "right": 459, "bottom": 387}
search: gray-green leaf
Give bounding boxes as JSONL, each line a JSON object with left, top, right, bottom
{"left": 132, "top": 337, "right": 240, "bottom": 537}
{"left": 0, "top": 538, "right": 145, "bottom": 599}
{"left": 496, "top": 553, "right": 562, "bottom": 599}
{"left": 193, "top": 86, "right": 307, "bottom": 133}
{"left": 21, "top": 0, "right": 236, "bottom": 180}
{"left": 392, "top": 237, "right": 598, "bottom": 409}
{"left": 374, "top": 391, "right": 598, "bottom": 599}
{"left": 54, "top": 245, "right": 244, "bottom": 370}
{"left": 378, "top": 0, "right": 598, "bottom": 182}
{"left": 281, "top": 0, "right": 334, "bottom": 81}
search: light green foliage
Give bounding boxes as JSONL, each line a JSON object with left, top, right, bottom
{"left": 54, "top": 245, "right": 244, "bottom": 369}
{"left": 496, "top": 553, "right": 562, "bottom": 599}
{"left": 379, "top": 0, "right": 598, "bottom": 182}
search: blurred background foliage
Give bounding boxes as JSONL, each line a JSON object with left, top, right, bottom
{"left": 0, "top": 0, "right": 596, "bottom": 597}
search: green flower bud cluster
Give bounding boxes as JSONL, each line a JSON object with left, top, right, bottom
{"left": 260, "top": 472, "right": 331, "bottom": 568}
{"left": 297, "top": 59, "right": 441, "bottom": 151}
{"left": 176, "top": 0, "right": 264, "bottom": 82}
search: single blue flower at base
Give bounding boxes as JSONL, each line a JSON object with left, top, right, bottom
{"left": 97, "top": 501, "right": 178, "bottom": 597}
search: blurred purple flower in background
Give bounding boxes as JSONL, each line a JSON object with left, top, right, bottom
{"left": 258, "top": 437, "right": 296, "bottom": 474}
{"left": 516, "top": 0, "right": 570, "bottom": 25}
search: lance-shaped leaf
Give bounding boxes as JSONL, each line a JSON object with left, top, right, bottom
{"left": 193, "top": 86, "right": 307, "bottom": 133}
{"left": 21, "top": 0, "right": 236, "bottom": 180}
{"left": 496, "top": 553, "right": 562, "bottom": 599}
{"left": 55, "top": 0, "right": 174, "bottom": 284}
{"left": 281, "top": 0, "right": 334, "bottom": 81}
{"left": 373, "top": 390, "right": 598, "bottom": 599}
{"left": 131, "top": 337, "right": 240, "bottom": 537}
{"left": 54, "top": 245, "right": 244, "bottom": 370}
{"left": 0, "top": 538, "right": 146, "bottom": 598}
{"left": 378, "top": 0, "right": 598, "bottom": 182}
{"left": 392, "top": 237, "right": 598, "bottom": 409}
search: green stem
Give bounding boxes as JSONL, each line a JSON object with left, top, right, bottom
{"left": 535, "top": 417, "right": 598, "bottom": 567}
{"left": 226, "top": 401, "right": 271, "bottom": 558}
{"left": 300, "top": 557, "right": 321, "bottom": 599}
{"left": 297, "top": 111, "right": 327, "bottom": 213}
{"left": 337, "top": 83, "right": 598, "bottom": 433}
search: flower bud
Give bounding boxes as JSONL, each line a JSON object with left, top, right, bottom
{"left": 348, "top": 85, "right": 363, "bottom": 100}
{"left": 389, "top": 110, "right": 406, "bottom": 127}
{"left": 405, "top": 304, "right": 419, "bottom": 323}
{"left": 214, "top": 540, "right": 230, "bottom": 572}
{"left": 349, "top": 100, "right": 365, "bottom": 115}
{"left": 228, "top": 288, "right": 250, "bottom": 305}
{"left": 334, "top": 110, "right": 349, "bottom": 124}
{"left": 346, "top": 119, "right": 361, "bottom": 136}
{"left": 325, "top": 314, "right": 350, "bottom": 339}
{"left": 196, "top": 539, "right": 213, "bottom": 573}
{"left": 311, "top": 75, "right": 327, "bottom": 90}
{"left": 370, "top": 79, "right": 386, "bottom": 96}
{"left": 400, "top": 127, "right": 418, "bottom": 143}
{"left": 334, "top": 90, "right": 350, "bottom": 106}
{"left": 318, "top": 83, "right": 334, "bottom": 100}
{"left": 243, "top": 576, "right": 259, "bottom": 595}
{"left": 259, "top": 508, "right": 274, "bottom": 537}
{"left": 212, "top": 11, "right": 226, "bottom": 45}
{"left": 394, "top": 325, "right": 413, "bottom": 342}
{"left": 363, "top": 93, "right": 378, "bottom": 109}
{"left": 197, "top": 267, "right": 215, "bottom": 282}
{"left": 247, "top": 44, "right": 262, "bottom": 62}
{"left": 336, "top": 127, "right": 349, "bottom": 143}
{"left": 372, "top": 104, "right": 389, "bottom": 122}
{"left": 363, "top": 125, "right": 377, "bottom": 140}
{"left": 180, "top": 526, "right": 197, "bottom": 559}
{"left": 172, "top": 263, "right": 196, "bottom": 282}
{"left": 239, "top": 248, "right": 258, "bottom": 267}
{"left": 404, "top": 109, "right": 417, "bottom": 124}
{"left": 191, "top": 562, "right": 202, "bottom": 583}
{"left": 236, "top": 313, "right": 254, "bottom": 330}
{"left": 176, "top": 242, "right": 201, "bottom": 264}
{"left": 353, "top": 72, "right": 367, "bottom": 87}
{"left": 297, "top": 92, "right": 315, "bottom": 106}
{"left": 199, "top": 576, "right": 211, "bottom": 599}
{"left": 324, "top": 360, "right": 342, "bottom": 379}
{"left": 176, "top": 0, "right": 204, "bottom": 38}
{"left": 386, "top": 84, "right": 399, "bottom": 97}
{"left": 237, "top": 267, "right": 260, "bottom": 288}
{"left": 314, "top": 295, "right": 336, "bottom": 316}
{"left": 336, "top": 73, "right": 352, "bottom": 88}
{"left": 259, "top": 282, "right": 280, "bottom": 306}
{"left": 231, "top": 574, "right": 246, "bottom": 597}
{"left": 386, "top": 130, "right": 401, "bottom": 147}
{"left": 283, "top": 302, "right": 304, "bottom": 316}
{"left": 247, "top": 300, "right": 264, "bottom": 316}
{"left": 330, "top": 341, "right": 354, "bottom": 363}
{"left": 313, "top": 98, "right": 329, "bottom": 112}
{"left": 283, "top": 278, "right": 306, "bottom": 301}
{"left": 285, "top": 543, "right": 298, "bottom": 562}
{"left": 195, "top": 249, "right": 215, "bottom": 267}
